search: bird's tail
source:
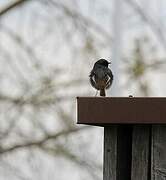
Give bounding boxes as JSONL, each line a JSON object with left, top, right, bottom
{"left": 100, "top": 89, "right": 105, "bottom": 97}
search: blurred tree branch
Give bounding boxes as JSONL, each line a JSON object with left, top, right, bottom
{"left": 126, "top": 0, "right": 166, "bottom": 50}
{"left": 0, "top": 0, "right": 31, "bottom": 17}
{"left": 0, "top": 127, "right": 89, "bottom": 155}
{"left": 46, "top": 0, "right": 112, "bottom": 41}
{"left": 41, "top": 144, "right": 101, "bottom": 180}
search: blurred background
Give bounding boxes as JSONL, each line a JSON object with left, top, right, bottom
{"left": 0, "top": 0, "right": 166, "bottom": 179}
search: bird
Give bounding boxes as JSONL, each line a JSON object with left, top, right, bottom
{"left": 89, "top": 59, "right": 113, "bottom": 97}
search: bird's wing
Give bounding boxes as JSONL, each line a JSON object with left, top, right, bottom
{"left": 89, "top": 70, "right": 100, "bottom": 90}
{"left": 89, "top": 69, "right": 95, "bottom": 77}
{"left": 107, "top": 68, "right": 113, "bottom": 80}
{"left": 105, "top": 69, "right": 113, "bottom": 89}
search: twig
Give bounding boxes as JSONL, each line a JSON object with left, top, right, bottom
{"left": 0, "top": 127, "right": 91, "bottom": 154}
{"left": 0, "top": 0, "right": 31, "bottom": 17}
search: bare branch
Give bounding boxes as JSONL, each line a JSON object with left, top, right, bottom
{"left": 41, "top": 145, "right": 101, "bottom": 180}
{"left": 47, "top": 0, "right": 112, "bottom": 41}
{"left": 0, "top": 0, "right": 31, "bottom": 17}
{"left": 0, "top": 127, "right": 90, "bottom": 155}
{"left": 126, "top": 0, "right": 166, "bottom": 49}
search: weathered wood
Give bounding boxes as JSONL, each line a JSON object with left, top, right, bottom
{"left": 152, "top": 125, "right": 166, "bottom": 180}
{"left": 77, "top": 97, "right": 166, "bottom": 125}
{"left": 103, "top": 126, "right": 132, "bottom": 180}
{"left": 116, "top": 125, "right": 132, "bottom": 180}
{"left": 77, "top": 97, "right": 166, "bottom": 180}
{"left": 103, "top": 126, "right": 117, "bottom": 180}
{"left": 131, "top": 125, "right": 151, "bottom": 180}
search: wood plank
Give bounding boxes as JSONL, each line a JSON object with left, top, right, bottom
{"left": 131, "top": 125, "right": 151, "bottom": 180}
{"left": 77, "top": 97, "right": 166, "bottom": 125}
{"left": 152, "top": 125, "right": 166, "bottom": 180}
{"left": 116, "top": 125, "right": 132, "bottom": 180}
{"left": 103, "top": 126, "right": 132, "bottom": 180}
{"left": 103, "top": 126, "right": 117, "bottom": 180}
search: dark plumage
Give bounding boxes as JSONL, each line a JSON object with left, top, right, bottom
{"left": 89, "top": 59, "right": 113, "bottom": 96}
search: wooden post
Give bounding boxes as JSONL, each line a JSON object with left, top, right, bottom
{"left": 104, "top": 125, "right": 132, "bottom": 180}
{"left": 151, "top": 125, "right": 166, "bottom": 180}
{"left": 131, "top": 125, "right": 151, "bottom": 180}
{"left": 103, "top": 126, "right": 117, "bottom": 180}
{"left": 77, "top": 97, "right": 166, "bottom": 180}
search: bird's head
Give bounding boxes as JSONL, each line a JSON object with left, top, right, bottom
{"left": 95, "top": 59, "right": 111, "bottom": 67}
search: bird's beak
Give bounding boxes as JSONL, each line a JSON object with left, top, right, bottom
{"left": 108, "top": 61, "right": 111, "bottom": 64}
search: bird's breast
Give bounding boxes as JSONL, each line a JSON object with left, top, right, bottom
{"left": 94, "top": 76, "right": 109, "bottom": 89}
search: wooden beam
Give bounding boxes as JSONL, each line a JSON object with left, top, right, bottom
{"left": 77, "top": 97, "right": 166, "bottom": 125}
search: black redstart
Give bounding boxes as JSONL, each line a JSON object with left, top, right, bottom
{"left": 89, "top": 59, "right": 113, "bottom": 96}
